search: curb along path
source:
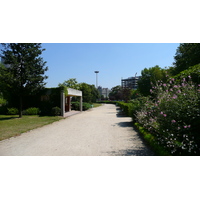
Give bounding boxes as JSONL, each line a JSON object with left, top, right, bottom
{"left": 0, "top": 104, "right": 154, "bottom": 156}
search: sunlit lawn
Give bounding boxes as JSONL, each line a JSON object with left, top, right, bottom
{"left": 92, "top": 103, "right": 102, "bottom": 108}
{"left": 0, "top": 115, "right": 63, "bottom": 141}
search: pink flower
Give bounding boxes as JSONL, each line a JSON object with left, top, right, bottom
{"left": 160, "top": 111, "right": 163, "bottom": 114}
{"left": 184, "top": 126, "right": 187, "bottom": 128}
{"left": 188, "top": 125, "right": 191, "bottom": 128}
{"left": 171, "top": 120, "right": 176, "bottom": 123}
{"left": 163, "top": 114, "right": 167, "bottom": 117}
{"left": 172, "top": 95, "right": 177, "bottom": 99}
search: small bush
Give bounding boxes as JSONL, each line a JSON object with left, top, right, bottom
{"left": 7, "top": 107, "right": 19, "bottom": 115}
{"left": 71, "top": 102, "right": 92, "bottom": 111}
{"left": 51, "top": 107, "right": 61, "bottom": 116}
{"left": 71, "top": 102, "right": 80, "bottom": 110}
{"left": 23, "top": 107, "right": 40, "bottom": 115}
{"left": 83, "top": 102, "right": 91, "bottom": 111}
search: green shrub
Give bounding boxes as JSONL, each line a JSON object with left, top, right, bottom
{"left": 23, "top": 107, "right": 40, "bottom": 115}
{"left": 7, "top": 107, "right": 19, "bottom": 115}
{"left": 71, "top": 102, "right": 80, "bottom": 110}
{"left": 71, "top": 102, "right": 91, "bottom": 111}
{"left": 135, "top": 76, "right": 200, "bottom": 155}
{"left": 0, "top": 98, "right": 7, "bottom": 106}
{"left": 117, "top": 102, "right": 133, "bottom": 117}
{"left": 174, "top": 64, "right": 200, "bottom": 85}
{"left": 83, "top": 102, "right": 91, "bottom": 111}
{"left": 51, "top": 107, "right": 61, "bottom": 116}
{"left": 134, "top": 123, "right": 171, "bottom": 156}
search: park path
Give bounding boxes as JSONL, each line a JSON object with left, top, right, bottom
{"left": 0, "top": 104, "right": 154, "bottom": 156}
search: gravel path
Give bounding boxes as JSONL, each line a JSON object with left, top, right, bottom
{"left": 0, "top": 104, "right": 154, "bottom": 156}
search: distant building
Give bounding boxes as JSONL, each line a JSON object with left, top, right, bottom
{"left": 121, "top": 76, "right": 141, "bottom": 89}
{"left": 98, "top": 86, "right": 111, "bottom": 99}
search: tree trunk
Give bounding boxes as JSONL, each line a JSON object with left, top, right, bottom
{"left": 19, "top": 95, "right": 23, "bottom": 118}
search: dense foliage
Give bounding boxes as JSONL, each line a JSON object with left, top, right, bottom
{"left": 109, "top": 85, "right": 134, "bottom": 102}
{"left": 136, "top": 75, "right": 200, "bottom": 155}
{"left": 172, "top": 43, "right": 200, "bottom": 75}
{"left": 0, "top": 43, "right": 48, "bottom": 117}
{"left": 137, "top": 65, "right": 167, "bottom": 96}
{"left": 118, "top": 68, "right": 200, "bottom": 155}
{"left": 71, "top": 102, "right": 92, "bottom": 111}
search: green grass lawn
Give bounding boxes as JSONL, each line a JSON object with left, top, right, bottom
{"left": 92, "top": 103, "right": 102, "bottom": 108}
{"left": 0, "top": 115, "right": 63, "bottom": 141}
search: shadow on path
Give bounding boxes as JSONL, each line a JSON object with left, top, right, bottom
{"left": 107, "top": 148, "right": 155, "bottom": 156}
{"left": 116, "top": 107, "right": 128, "bottom": 118}
{"left": 117, "top": 121, "right": 133, "bottom": 127}
{"left": 109, "top": 106, "right": 156, "bottom": 156}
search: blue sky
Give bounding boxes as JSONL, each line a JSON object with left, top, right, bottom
{"left": 42, "top": 43, "right": 180, "bottom": 89}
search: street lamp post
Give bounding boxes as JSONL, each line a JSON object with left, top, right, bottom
{"left": 94, "top": 71, "right": 99, "bottom": 88}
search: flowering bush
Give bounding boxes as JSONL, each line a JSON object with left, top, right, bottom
{"left": 136, "top": 76, "right": 200, "bottom": 155}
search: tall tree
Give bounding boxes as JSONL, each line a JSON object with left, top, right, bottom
{"left": 109, "top": 85, "right": 122, "bottom": 100}
{"left": 173, "top": 43, "right": 200, "bottom": 75}
{"left": 137, "top": 65, "right": 166, "bottom": 96}
{"left": 0, "top": 43, "right": 48, "bottom": 117}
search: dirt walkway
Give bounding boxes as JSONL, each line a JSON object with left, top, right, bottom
{"left": 0, "top": 104, "right": 154, "bottom": 156}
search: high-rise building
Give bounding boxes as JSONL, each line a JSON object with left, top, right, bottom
{"left": 98, "top": 86, "right": 110, "bottom": 98}
{"left": 121, "top": 76, "right": 141, "bottom": 89}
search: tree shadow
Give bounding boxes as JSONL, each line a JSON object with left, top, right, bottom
{"left": 117, "top": 121, "right": 133, "bottom": 127}
{"left": 112, "top": 120, "right": 156, "bottom": 156}
{"left": 107, "top": 148, "right": 155, "bottom": 156}
{"left": 116, "top": 109, "right": 128, "bottom": 118}
{"left": 0, "top": 117, "right": 19, "bottom": 121}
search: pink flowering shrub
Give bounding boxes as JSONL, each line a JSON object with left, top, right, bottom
{"left": 136, "top": 76, "right": 200, "bottom": 155}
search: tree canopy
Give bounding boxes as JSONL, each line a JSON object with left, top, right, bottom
{"left": 172, "top": 43, "right": 200, "bottom": 75}
{"left": 137, "top": 65, "right": 167, "bottom": 96}
{"left": 58, "top": 78, "right": 80, "bottom": 90}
